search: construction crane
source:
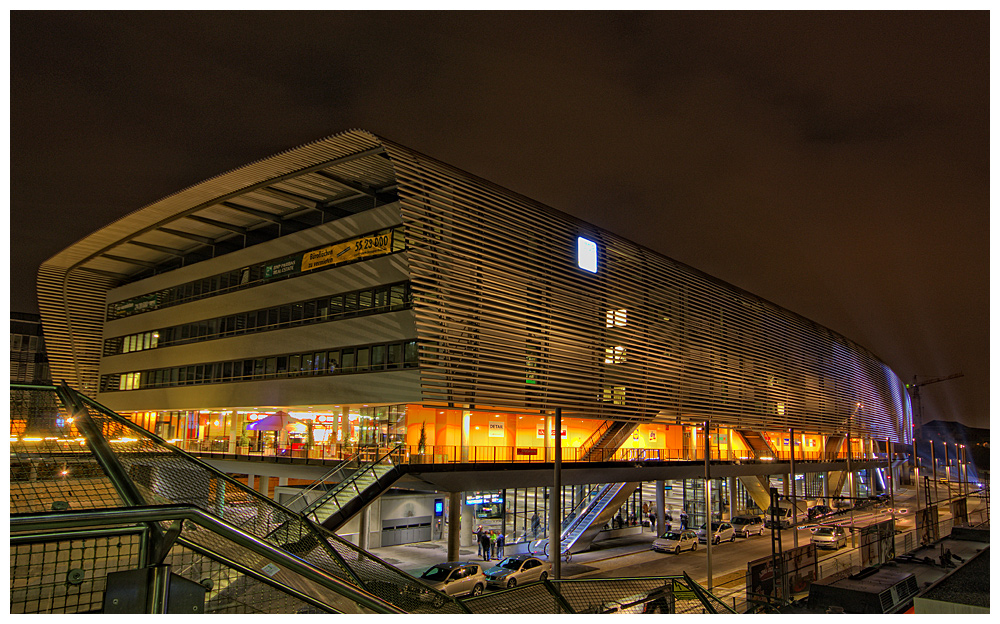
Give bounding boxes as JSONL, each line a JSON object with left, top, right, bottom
{"left": 906, "top": 373, "right": 964, "bottom": 431}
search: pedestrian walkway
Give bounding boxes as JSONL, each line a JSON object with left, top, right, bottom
{"left": 369, "top": 530, "right": 659, "bottom": 577}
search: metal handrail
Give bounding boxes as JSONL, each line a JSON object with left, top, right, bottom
{"left": 282, "top": 451, "right": 362, "bottom": 512}
{"left": 302, "top": 443, "right": 403, "bottom": 517}
{"left": 579, "top": 420, "right": 611, "bottom": 455}
{"left": 10, "top": 504, "right": 405, "bottom": 614}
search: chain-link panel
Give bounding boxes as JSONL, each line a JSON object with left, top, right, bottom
{"left": 164, "top": 542, "right": 326, "bottom": 614}
{"left": 10, "top": 387, "right": 124, "bottom": 513}
{"left": 306, "top": 521, "right": 468, "bottom": 614}
{"left": 463, "top": 581, "right": 571, "bottom": 613}
{"left": 9, "top": 532, "right": 143, "bottom": 614}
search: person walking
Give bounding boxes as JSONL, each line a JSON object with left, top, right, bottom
{"left": 531, "top": 512, "right": 540, "bottom": 539}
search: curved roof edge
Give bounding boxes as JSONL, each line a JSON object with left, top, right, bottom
{"left": 39, "top": 128, "right": 388, "bottom": 273}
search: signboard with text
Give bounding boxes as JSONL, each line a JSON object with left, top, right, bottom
{"left": 302, "top": 231, "right": 392, "bottom": 272}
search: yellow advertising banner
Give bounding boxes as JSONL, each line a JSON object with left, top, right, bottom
{"left": 301, "top": 231, "right": 392, "bottom": 272}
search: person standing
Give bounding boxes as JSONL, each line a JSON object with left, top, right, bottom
{"left": 475, "top": 525, "right": 484, "bottom": 558}
{"left": 480, "top": 529, "right": 491, "bottom": 561}
{"left": 531, "top": 512, "right": 540, "bottom": 539}
{"left": 489, "top": 529, "right": 498, "bottom": 561}
{"left": 496, "top": 531, "right": 505, "bottom": 559}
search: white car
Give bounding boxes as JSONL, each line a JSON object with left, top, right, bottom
{"left": 697, "top": 522, "right": 735, "bottom": 544}
{"left": 419, "top": 562, "right": 487, "bottom": 597}
{"left": 484, "top": 555, "right": 551, "bottom": 589}
{"left": 651, "top": 529, "right": 698, "bottom": 554}
{"left": 810, "top": 525, "right": 849, "bottom": 549}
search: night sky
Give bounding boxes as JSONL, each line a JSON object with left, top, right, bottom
{"left": 9, "top": 12, "right": 989, "bottom": 429}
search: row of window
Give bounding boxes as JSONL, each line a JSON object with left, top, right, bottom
{"left": 102, "top": 340, "right": 420, "bottom": 392}
{"left": 106, "top": 282, "right": 412, "bottom": 356}
{"left": 107, "top": 227, "right": 404, "bottom": 320}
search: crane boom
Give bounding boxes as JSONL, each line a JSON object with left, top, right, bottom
{"left": 907, "top": 372, "right": 963, "bottom": 431}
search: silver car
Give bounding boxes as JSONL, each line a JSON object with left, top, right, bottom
{"left": 651, "top": 529, "right": 698, "bottom": 554}
{"left": 731, "top": 515, "right": 765, "bottom": 538}
{"left": 697, "top": 522, "right": 735, "bottom": 544}
{"left": 419, "top": 562, "right": 487, "bottom": 597}
{"left": 810, "top": 525, "right": 849, "bottom": 549}
{"left": 484, "top": 555, "right": 551, "bottom": 589}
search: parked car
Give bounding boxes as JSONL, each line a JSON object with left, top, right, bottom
{"left": 697, "top": 522, "right": 735, "bottom": 544}
{"left": 484, "top": 555, "right": 551, "bottom": 589}
{"left": 651, "top": 529, "right": 699, "bottom": 554}
{"left": 807, "top": 505, "right": 835, "bottom": 521}
{"left": 731, "top": 515, "right": 765, "bottom": 537}
{"left": 810, "top": 525, "right": 849, "bottom": 549}
{"left": 419, "top": 562, "right": 487, "bottom": 597}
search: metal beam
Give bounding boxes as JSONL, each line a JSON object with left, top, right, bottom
{"left": 157, "top": 227, "right": 216, "bottom": 245}
{"left": 99, "top": 253, "right": 160, "bottom": 269}
{"left": 186, "top": 214, "right": 248, "bottom": 235}
{"left": 220, "top": 201, "right": 282, "bottom": 223}
{"left": 256, "top": 186, "right": 318, "bottom": 209}
{"left": 126, "top": 240, "right": 188, "bottom": 257}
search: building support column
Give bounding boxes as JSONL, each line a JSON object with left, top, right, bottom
{"left": 728, "top": 476, "right": 737, "bottom": 520}
{"left": 704, "top": 420, "right": 713, "bottom": 589}
{"left": 448, "top": 491, "right": 461, "bottom": 561}
{"left": 358, "top": 504, "right": 370, "bottom": 550}
{"left": 790, "top": 428, "right": 798, "bottom": 550}
{"left": 549, "top": 408, "right": 562, "bottom": 579}
{"left": 656, "top": 480, "right": 666, "bottom": 535}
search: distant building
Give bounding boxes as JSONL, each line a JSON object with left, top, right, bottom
{"left": 10, "top": 312, "right": 50, "bottom": 384}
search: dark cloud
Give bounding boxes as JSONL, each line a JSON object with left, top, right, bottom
{"left": 10, "top": 11, "right": 988, "bottom": 428}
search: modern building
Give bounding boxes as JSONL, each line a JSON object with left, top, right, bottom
{"left": 10, "top": 312, "right": 50, "bottom": 384}
{"left": 36, "top": 129, "right": 912, "bottom": 548}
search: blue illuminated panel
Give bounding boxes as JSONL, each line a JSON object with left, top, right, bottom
{"left": 577, "top": 237, "right": 598, "bottom": 273}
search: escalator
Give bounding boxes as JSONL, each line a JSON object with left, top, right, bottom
{"left": 581, "top": 421, "right": 640, "bottom": 461}
{"left": 302, "top": 446, "right": 404, "bottom": 531}
{"left": 531, "top": 481, "right": 640, "bottom": 555}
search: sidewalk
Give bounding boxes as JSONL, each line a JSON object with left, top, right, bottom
{"left": 368, "top": 530, "right": 660, "bottom": 577}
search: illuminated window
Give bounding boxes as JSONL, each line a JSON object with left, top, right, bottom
{"left": 577, "top": 237, "right": 598, "bottom": 273}
{"left": 605, "top": 309, "right": 627, "bottom": 327}
{"left": 604, "top": 346, "right": 627, "bottom": 364}
{"left": 601, "top": 386, "right": 626, "bottom": 404}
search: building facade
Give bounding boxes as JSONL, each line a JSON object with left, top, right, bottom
{"left": 10, "top": 312, "right": 51, "bottom": 384}
{"left": 37, "top": 130, "right": 912, "bottom": 462}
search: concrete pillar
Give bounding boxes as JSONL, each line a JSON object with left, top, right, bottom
{"left": 257, "top": 474, "right": 269, "bottom": 498}
{"left": 246, "top": 473, "right": 255, "bottom": 490}
{"left": 358, "top": 504, "right": 370, "bottom": 550}
{"left": 549, "top": 408, "right": 562, "bottom": 579}
{"left": 340, "top": 406, "right": 350, "bottom": 456}
{"left": 728, "top": 476, "right": 737, "bottom": 519}
{"left": 448, "top": 491, "right": 461, "bottom": 561}
{"left": 656, "top": 480, "right": 666, "bottom": 535}
{"left": 228, "top": 411, "right": 239, "bottom": 453}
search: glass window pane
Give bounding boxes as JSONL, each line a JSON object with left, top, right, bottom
{"left": 388, "top": 344, "right": 402, "bottom": 368}
{"left": 374, "top": 287, "right": 388, "bottom": 310}
{"left": 344, "top": 292, "right": 358, "bottom": 313}
{"left": 276, "top": 356, "right": 288, "bottom": 376}
{"left": 314, "top": 351, "right": 326, "bottom": 372}
{"left": 329, "top": 295, "right": 344, "bottom": 317}
{"left": 404, "top": 340, "right": 418, "bottom": 366}
{"left": 356, "top": 347, "right": 370, "bottom": 372}
{"left": 290, "top": 355, "right": 300, "bottom": 374}
{"left": 341, "top": 349, "right": 355, "bottom": 373}
{"left": 264, "top": 357, "right": 277, "bottom": 377}
{"left": 359, "top": 290, "right": 373, "bottom": 309}
{"left": 390, "top": 284, "right": 405, "bottom": 309}
{"left": 371, "top": 345, "right": 386, "bottom": 370}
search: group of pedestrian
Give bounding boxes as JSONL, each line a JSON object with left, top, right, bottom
{"left": 474, "top": 525, "right": 505, "bottom": 561}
